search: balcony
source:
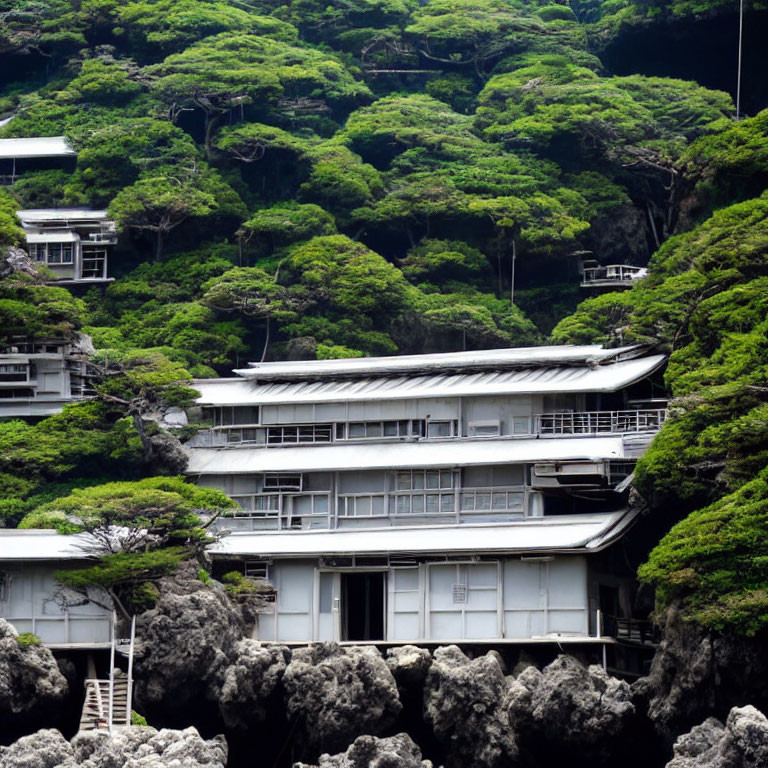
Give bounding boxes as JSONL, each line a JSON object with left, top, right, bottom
{"left": 581, "top": 264, "right": 648, "bottom": 288}
{"left": 534, "top": 409, "right": 667, "bottom": 435}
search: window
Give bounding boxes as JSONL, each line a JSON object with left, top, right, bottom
{"left": 340, "top": 420, "right": 411, "bottom": 440}
{"left": 28, "top": 244, "right": 42, "bottom": 261}
{"left": 263, "top": 473, "right": 302, "bottom": 491}
{"left": 0, "top": 364, "right": 27, "bottom": 382}
{"left": 0, "top": 571, "right": 8, "bottom": 601}
{"left": 468, "top": 420, "right": 500, "bottom": 438}
{"left": 513, "top": 416, "right": 531, "bottom": 434}
{"left": 47, "top": 243, "right": 62, "bottom": 263}
{"left": 396, "top": 470, "right": 454, "bottom": 490}
{"left": 426, "top": 420, "right": 458, "bottom": 438}
{"left": 266, "top": 424, "right": 332, "bottom": 444}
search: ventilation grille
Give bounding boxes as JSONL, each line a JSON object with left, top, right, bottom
{"left": 452, "top": 584, "right": 468, "bottom": 604}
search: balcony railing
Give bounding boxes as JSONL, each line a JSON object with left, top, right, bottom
{"left": 534, "top": 409, "right": 667, "bottom": 435}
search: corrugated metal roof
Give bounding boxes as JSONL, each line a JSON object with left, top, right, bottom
{"left": 210, "top": 510, "right": 635, "bottom": 557}
{"left": 17, "top": 208, "right": 108, "bottom": 221}
{"left": 186, "top": 435, "right": 626, "bottom": 475}
{"left": 194, "top": 354, "right": 666, "bottom": 406}
{"left": 0, "top": 137, "right": 75, "bottom": 159}
{"left": 0, "top": 530, "right": 99, "bottom": 561}
{"left": 26, "top": 231, "right": 80, "bottom": 243}
{"left": 234, "top": 345, "right": 646, "bottom": 381}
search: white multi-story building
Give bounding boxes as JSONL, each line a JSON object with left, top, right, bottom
{"left": 0, "top": 337, "right": 92, "bottom": 418}
{"left": 185, "top": 345, "right": 667, "bottom": 646}
{"left": 17, "top": 209, "right": 118, "bottom": 284}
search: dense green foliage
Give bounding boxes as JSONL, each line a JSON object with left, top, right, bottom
{"left": 2, "top": 0, "right": 768, "bottom": 635}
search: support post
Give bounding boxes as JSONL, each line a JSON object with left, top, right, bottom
{"left": 107, "top": 611, "right": 116, "bottom": 733}
{"left": 125, "top": 615, "right": 136, "bottom": 726}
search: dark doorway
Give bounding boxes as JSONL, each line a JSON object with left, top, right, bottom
{"left": 342, "top": 572, "right": 385, "bottom": 641}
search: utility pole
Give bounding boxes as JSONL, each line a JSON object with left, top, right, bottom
{"left": 736, "top": 0, "right": 744, "bottom": 119}
{"left": 510, "top": 238, "right": 517, "bottom": 306}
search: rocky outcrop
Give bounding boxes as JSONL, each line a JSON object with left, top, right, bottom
{"left": 0, "top": 620, "right": 68, "bottom": 736}
{"left": 219, "top": 641, "right": 291, "bottom": 729}
{"left": 423, "top": 646, "right": 517, "bottom": 768}
{"left": 0, "top": 246, "right": 39, "bottom": 280}
{"left": 507, "top": 654, "right": 635, "bottom": 762}
{"left": 0, "top": 726, "right": 226, "bottom": 768}
{"left": 133, "top": 566, "right": 244, "bottom": 724}
{"left": 385, "top": 646, "right": 432, "bottom": 691}
{"left": 282, "top": 643, "right": 402, "bottom": 759}
{"left": 634, "top": 604, "right": 768, "bottom": 738}
{"left": 666, "top": 705, "right": 768, "bottom": 768}
{"left": 294, "top": 733, "right": 432, "bottom": 768}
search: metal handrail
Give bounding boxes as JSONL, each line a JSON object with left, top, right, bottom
{"left": 534, "top": 409, "right": 667, "bottom": 435}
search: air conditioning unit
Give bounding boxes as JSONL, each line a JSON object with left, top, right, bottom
{"left": 530, "top": 461, "right": 609, "bottom": 488}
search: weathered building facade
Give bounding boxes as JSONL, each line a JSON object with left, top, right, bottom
{"left": 17, "top": 208, "right": 118, "bottom": 284}
{"left": 0, "top": 336, "right": 92, "bottom": 418}
{"left": 185, "top": 345, "right": 667, "bottom": 645}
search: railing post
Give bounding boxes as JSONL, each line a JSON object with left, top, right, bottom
{"left": 596, "top": 609, "right": 602, "bottom": 639}
{"left": 125, "top": 615, "right": 136, "bottom": 726}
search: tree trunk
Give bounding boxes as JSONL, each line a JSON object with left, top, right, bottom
{"left": 155, "top": 229, "right": 164, "bottom": 262}
{"left": 132, "top": 411, "right": 154, "bottom": 463}
{"left": 205, "top": 113, "right": 222, "bottom": 160}
{"left": 260, "top": 315, "right": 271, "bottom": 363}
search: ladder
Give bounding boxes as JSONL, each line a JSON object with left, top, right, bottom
{"left": 79, "top": 614, "right": 136, "bottom": 732}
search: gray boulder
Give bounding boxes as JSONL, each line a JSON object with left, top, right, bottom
{"left": 423, "top": 645, "right": 518, "bottom": 768}
{"left": 666, "top": 705, "right": 768, "bottom": 768}
{"left": 134, "top": 567, "right": 244, "bottom": 720}
{"left": 506, "top": 654, "right": 635, "bottom": 758}
{"left": 0, "top": 726, "right": 226, "bottom": 768}
{"left": 218, "top": 640, "right": 291, "bottom": 729}
{"left": 282, "top": 643, "right": 402, "bottom": 758}
{"left": 294, "top": 733, "right": 432, "bottom": 768}
{"left": 0, "top": 620, "right": 68, "bottom": 728}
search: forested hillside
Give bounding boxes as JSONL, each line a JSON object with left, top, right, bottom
{"left": 1, "top": 0, "right": 768, "bottom": 639}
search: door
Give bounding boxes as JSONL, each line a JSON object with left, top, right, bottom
{"left": 341, "top": 572, "right": 386, "bottom": 641}
{"left": 316, "top": 570, "right": 340, "bottom": 641}
{"left": 427, "top": 562, "right": 501, "bottom": 640}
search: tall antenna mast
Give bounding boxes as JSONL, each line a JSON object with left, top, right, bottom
{"left": 736, "top": 0, "right": 744, "bottom": 119}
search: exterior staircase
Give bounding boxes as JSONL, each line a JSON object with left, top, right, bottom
{"left": 79, "top": 676, "right": 129, "bottom": 731}
{"left": 78, "top": 614, "right": 136, "bottom": 733}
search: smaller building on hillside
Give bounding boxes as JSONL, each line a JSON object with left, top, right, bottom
{"left": 0, "top": 530, "right": 114, "bottom": 649}
{"left": 0, "top": 136, "right": 76, "bottom": 185}
{"left": 17, "top": 209, "right": 118, "bottom": 284}
{"left": 0, "top": 336, "right": 93, "bottom": 418}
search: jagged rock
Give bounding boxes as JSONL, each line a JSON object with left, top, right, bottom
{"left": 133, "top": 567, "right": 244, "bottom": 723}
{"left": 423, "top": 645, "right": 518, "bottom": 768}
{"left": 634, "top": 603, "right": 768, "bottom": 738}
{"left": 143, "top": 426, "right": 188, "bottom": 475}
{"left": 666, "top": 705, "right": 768, "bottom": 768}
{"left": 0, "top": 726, "right": 227, "bottom": 768}
{"left": 282, "top": 643, "right": 402, "bottom": 758}
{"left": 0, "top": 620, "right": 68, "bottom": 732}
{"left": 219, "top": 640, "right": 291, "bottom": 729}
{"left": 506, "top": 654, "right": 635, "bottom": 761}
{"left": 0, "top": 729, "right": 74, "bottom": 768}
{"left": 294, "top": 733, "right": 432, "bottom": 768}
{"left": 385, "top": 646, "right": 432, "bottom": 690}
{"left": 0, "top": 246, "right": 39, "bottom": 280}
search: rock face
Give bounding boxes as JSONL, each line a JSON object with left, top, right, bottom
{"left": 282, "top": 643, "right": 402, "bottom": 759}
{"left": 133, "top": 567, "right": 244, "bottom": 724}
{"left": 506, "top": 654, "right": 635, "bottom": 762}
{"left": 0, "top": 726, "right": 226, "bottom": 768}
{"left": 666, "top": 705, "right": 768, "bottom": 768}
{"left": 0, "top": 246, "right": 38, "bottom": 279}
{"left": 219, "top": 641, "right": 291, "bottom": 729}
{"left": 294, "top": 733, "right": 431, "bottom": 768}
{"left": 634, "top": 604, "right": 768, "bottom": 738}
{"left": 0, "top": 620, "right": 68, "bottom": 736}
{"left": 423, "top": 646, "right": 517, "bottom": 768}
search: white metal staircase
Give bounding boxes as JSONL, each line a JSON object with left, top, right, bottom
{"left": 79, "top": 614, "right": 136, "bottom": 732}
